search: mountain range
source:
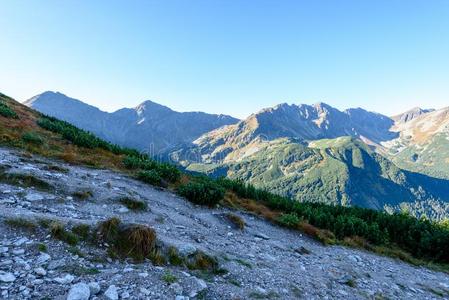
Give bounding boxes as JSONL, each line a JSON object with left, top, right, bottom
{"left": 25, "top": 92, "right": 449, "bottom": 220}
{"left": 25, "top": 91, "right": 238, "bottom": 154}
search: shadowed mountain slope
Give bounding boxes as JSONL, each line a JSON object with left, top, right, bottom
{"left": 25, "top": 91, "right": 239, "bottom": 153}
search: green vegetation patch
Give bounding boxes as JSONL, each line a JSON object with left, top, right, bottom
{"left": 137, "top": 170, "right": 164, "bottom": 187}
{"left": 21, "top": 131, "right": 45, "bottom": 145}
{"left": 0, "top": 101, "right": 18, "bottom": 119}
{"left": 124, "top": 155, "right": 181, "bottom": 184}
{"left": 177, "top": 177, "right": 225, "bottom": 206}
{"left": 162, "top": 271, "right": 178, "bottom": 284}
{"left": 217, "top": 178, "right": 449, "bottom": 265}
{"left": 276, "top": 213, "right": 301, "bottom": 228}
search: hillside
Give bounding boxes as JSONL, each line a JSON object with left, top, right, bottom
{"left": 177, "top": 136, "right": 449, "bottom": 221}
{"left": 1, "top": 91, "right": 449, "bottom": 298}
{"left": 25, "top": 91, "right": 239, "bottom": 153}
{"left": 170, "top": 101, "right": 449, "bottom": 220}
{"left": 385, "top": 107, "right": 449, "bottom": 179}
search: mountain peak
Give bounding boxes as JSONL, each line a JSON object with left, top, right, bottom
{"left": 135, "top": 100, "right": 173, "bottom": 115}
{"left": 313, "top": 102, "right": 332, "bottom": 109}
{"left": 392, "top": 107, "right": 434, "bottom": 123}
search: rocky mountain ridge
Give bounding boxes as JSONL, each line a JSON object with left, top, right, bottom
{"left": 25, "top": 92, "right": 239, "bottom": 154}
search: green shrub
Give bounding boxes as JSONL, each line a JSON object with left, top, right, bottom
{"left": 276, "top": 213, "right": 301, "bottom": 228}
{"left": 154, "top": 163, "right": 181, "bottom": 183}
{"left": 37, "top": 243, "right": 47, "bottom": 252}
{"left": 218, "top": 177, "right": 449, "bottom": 264}
{"left": 0, "top": 101, "right": 18, "bottom": 118}
{"left": 123, "top": 155, "right": 156, "bottom": 170}
{"left": 177, "top": 179, "right": 225, "bottom": 206}
{"left": 21, "top": 132, "right": 44, "bottom": 145}
{"left": 137, "top": 170, "right": 164, "bottom": 187}
{"left": 123, "top": 156, "right": 180, "bottom": 183}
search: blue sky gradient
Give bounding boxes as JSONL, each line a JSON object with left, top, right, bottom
{"left": 1, "top": 0, "right": 449, "bottom": 118}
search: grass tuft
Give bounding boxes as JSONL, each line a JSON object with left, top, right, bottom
{"left": 0, "top": 172, "right": 53, "bottom": 191}
{"left": 119, "top": 197, "right": 147, "bottom": 211}
{"left": 49, "top": 222, "right": 79, "bottom": 245}
{"left": 162, "top": 271, "right": 178, "bottom": 284}
{"left": 72, "top": 224, "right": 91, "bottom": 240}
{"left": 149, "top": 248, "right": 166, "bottom": 265}
{"left": 226, "top": 213, "right": 245, "bottom": 230}
{"left": 5, "top": 217, "right": 37, "bottom": 231}
{"left": 97, "top": 218, "right": 157, "bottom": 261}
{"left": 186, "top": 251, "right": 219, "bottom": 272}
{"left": 36, "top": 243, "right": 47, "bottom": 252}
{"left": 72, "top": 190, "right": 93, "bottom": 200}
{"left": 168, "top": 246, "right": 184, "bottom": 266}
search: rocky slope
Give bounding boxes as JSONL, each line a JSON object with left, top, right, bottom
{"left": 1, "top": 147, "right": 449, "bottom": 299}
{"left": 25, "top": 92, "right": 239, "bottom": 154}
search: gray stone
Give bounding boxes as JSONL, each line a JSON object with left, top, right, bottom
{"left": 25, "top": 192, "right": 44, "bottom": 201}
{"left": 0, "top": 272, "right": 16, "bottom": 283}
{"left": 67, "top": 282, "right": 90, "bottom": 300}
{"left": 36, "top": 253, "right": 51, "bottom": 265}
{"left": 53, "top": 274, "right": 75, "bottom": 284}
{"left": 117, "top": 206, "right": 129, "bottom": 213}
{"left": 254, "top": 232, "right": 270, "bottom": 240}
{"left": 179, "top": 244, "right": 197, "bottom": 256}
{"left": 88, "top": 282, "right": 101, "bottom": 295}
{"left": 104, "top": 285, "right": 119, "bottom": 300}
{"left": 34, "top": 267, "right": 47, "bottom": 276}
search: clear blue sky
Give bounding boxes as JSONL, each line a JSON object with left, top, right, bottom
{"left": 1, "top": 0, "right": 449, "bottom": 118}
